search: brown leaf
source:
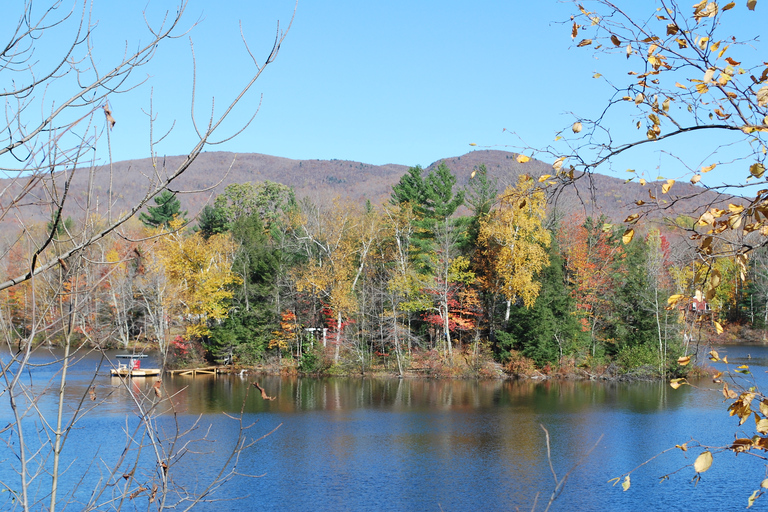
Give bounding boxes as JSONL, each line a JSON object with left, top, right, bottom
{"left": 577, "top": 39, "right": 592, "bottom": 47}
{"left": 103, "top": 103, "right": 116, "bottom": 129}
{"left": 611, "top": 34, "right": 621, "bottom": 46}
{"left": 130, "top": 486, "right": 148, "bottom": 500}
{"left": 747, "top": 0, "right": 757, "bottom": 11}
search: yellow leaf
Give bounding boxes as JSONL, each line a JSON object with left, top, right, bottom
{"left": 635, "top": 93, "right": 645, "bottom": 105}
{"left": 729, "top": 203, "right": 744, "bottom": 213}
{"left": 751, "top": 163, "right": 766, "bottom": 179}
{"left": 677, "top": 355, "right": 691, "bottom": 366}
{"left": 553, "top": 156, "right": 566, "bottom": 172}
{"left": 624, "top": 213, "right": 640, "bottom": 223}
{"left": 516, "top": 154, "right": 531, "bottom": 163}
{"left": 715, "top": 321, "right": 724, "bottom": 334}
{"left": 676, "top": 443, "right": 688, "bottom": 451}
{"left": 639, "top": 178, "right": 646, "bottom": 186}
{"left": 670, "top": 378, "right": 686, "bottom": 389}
{"left": 701, "top": 163, "right": 717, "bottom": 173}
{"left": 667, "top": 294, "right": 685, "bottom": 305}
{"left": 761, "top": 479, "right": 768, "bottom": 489}
{"left": 621, "top": 475, "right": 630, "bottom": 492}
{"left": 626, "top": 44, "right": 632, "bottom": 58}
{"left": 593, "top": 72, "right": 602, "bottom": 79}
{"left": 622, "top": 228, "right": 634, "bottom": 244}
{"left": 469, "top": 143, "right": 477, "bottom": 146}
{"left": 722, "top": 1, "right": 735, "bottom": 9}
{"left": 675, "top": 82, "right": 687, "bottom": 89}
{"left": 694, "top": 451, "right": 713, "bottom": 473}
{"left": 538, "top": 174, "right": 552, "bottom": 182}
{"left": 709, "top": 350, "right": 720, "bottom": 361}
{"left": 572, "top": 122, "right": 583, "bottom": 133}
{"left": 662, "top": 179, "right": 674, "bottom": 194}
{"left": 691, "top": 174, "right": 702, "bottom": 184}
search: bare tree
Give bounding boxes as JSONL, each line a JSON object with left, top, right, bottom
{"left": 0, "top": 0, "right": 293, "bottom": 509}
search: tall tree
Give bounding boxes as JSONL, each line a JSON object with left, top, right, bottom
{"left": 478, "top": 176, "right": 551, "bottom": 326}
{"left": 502, "top": 234, "right": 582, "bottom": 365}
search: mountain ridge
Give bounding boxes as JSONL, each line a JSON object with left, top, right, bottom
{"left": 0, "top": 149, "right": 726, "bottom": 237}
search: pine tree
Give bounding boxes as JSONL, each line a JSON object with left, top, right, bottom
{"left": 140, "top": 190, "right": 187, "bottom": 229}
{"left": 197, "top": 205, "right": 228, "bottom": 239}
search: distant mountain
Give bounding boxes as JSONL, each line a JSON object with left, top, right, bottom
{"left": 0, "top": 149, "right": 731, "bottom": 239}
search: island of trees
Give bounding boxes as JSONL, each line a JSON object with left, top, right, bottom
{"left": 3, "top": 160, "right": 759, "bottom": 379}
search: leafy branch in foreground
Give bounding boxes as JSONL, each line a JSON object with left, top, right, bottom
{"left": 513, "top": 0, "right": 766, "bottom": 262}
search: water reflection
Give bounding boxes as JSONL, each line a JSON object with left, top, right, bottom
{"left": 3, "top": 345, "right": 767, "bottom": 511}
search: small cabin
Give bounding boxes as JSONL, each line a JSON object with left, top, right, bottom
{"left": 688, "top": 298, "right": 710, "bottom": 313}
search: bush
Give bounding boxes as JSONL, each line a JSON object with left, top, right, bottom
{"left": 615, "top": 344, "right": 660, "bottom": 372}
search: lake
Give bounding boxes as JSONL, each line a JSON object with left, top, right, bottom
{"left": 2, "top": 344, "right": 767, "bottom": 511}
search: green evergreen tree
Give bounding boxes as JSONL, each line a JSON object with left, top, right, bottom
{"left": 206, "top": 213, "right": 284, "bottom": 363}
{"left": 197, "top": 204, "right": 228, "bottom": 239}
{"left": 464, "top": 164, "right": 498, "bottom": 247}
{"left": 139, "top": 190, "right": 187, "bottom": 228}
{"left": 390, "top": 165, "right": 427, "bottom": 207}
{"left": 498, "top": 232, "right": 582, "bottom": 365}
{"left": 604, "top": 236, "right": 660, "bottom": 359}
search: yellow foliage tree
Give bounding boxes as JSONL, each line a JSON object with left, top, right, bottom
{"left": 291, "top": 199, "right": 379, "bottom": 362}
{"left": 478, "top": 176, "right": 551, "bottom": 324}
{"left": 153, "top": 219, "right": 240, "bottom": 340}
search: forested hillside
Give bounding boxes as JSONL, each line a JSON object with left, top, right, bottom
{"left": 0, "top": 149, "right": 728, "bottom": 236}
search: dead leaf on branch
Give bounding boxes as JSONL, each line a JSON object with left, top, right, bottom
{"left": 693, "top": 451, "right": 713, "bottom": 473}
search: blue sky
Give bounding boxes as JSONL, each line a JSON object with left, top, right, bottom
{"left": 8, "top": 0, "right": 764, "bottom": 188}
{"left": 89, "top": 1, "right": 602, "bottom": 167}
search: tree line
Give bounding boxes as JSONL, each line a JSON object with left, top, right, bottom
{"left": 3, "top": 163, "right": 760, "bottom": 377}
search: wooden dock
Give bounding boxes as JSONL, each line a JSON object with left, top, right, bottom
{"left": 166, "top": 366, "right": 220, "bottom": 376}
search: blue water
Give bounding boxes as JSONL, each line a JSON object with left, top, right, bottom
{"left": 1, "top": 344, "right": 767, "bottom": 511}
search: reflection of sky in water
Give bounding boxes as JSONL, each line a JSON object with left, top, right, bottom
{"left": 2, "top": 346, "right": 768, "bottom": 511}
